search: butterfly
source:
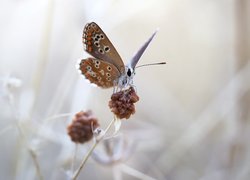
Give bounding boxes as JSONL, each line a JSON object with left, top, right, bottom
{"left": 79, "top": 22, "right": 161, "bottom": 89}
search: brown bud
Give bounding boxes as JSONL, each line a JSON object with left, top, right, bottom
{"left": 67, "top": 110, "right": 99, "bottom": 144}
{"left": 109, "top": 87, "right": 139, "bottom": 119}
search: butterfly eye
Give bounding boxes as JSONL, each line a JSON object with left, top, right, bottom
{"left": 127, "top": 68, "right": 132, "bottom": 77}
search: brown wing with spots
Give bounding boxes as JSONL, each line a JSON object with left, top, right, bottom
{"left": 79, "top": 58, "right": 121, "bottom": 88}
{"left": 82, "top": 22, "right": 125, "bottom": 74}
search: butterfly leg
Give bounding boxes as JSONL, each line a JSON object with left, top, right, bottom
{"left": 130, "top": 84, "right": 137, "bottom": 93}
{"left": 113, "top": 80, "right": 119, "bottom": 93}
{"left": 128, "top": 78, "right": 137, "bottom": 92}
{"left": 113, "top": 86, "right": 117, "bottom": 94}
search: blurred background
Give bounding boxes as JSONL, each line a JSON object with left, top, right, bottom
{"left": 0, "top": 0, "right": 250, "bottom": 179}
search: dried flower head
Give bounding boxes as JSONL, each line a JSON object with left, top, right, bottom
{"left": 109, "top": 87, "right": 139, "bottom": 119}
{"left": 67, "top": 110, "right": 99, "bottom": 144}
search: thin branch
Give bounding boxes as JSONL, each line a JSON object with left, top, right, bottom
{"left": 0, "top": 125, "right": 14, "bottom": 137}
{"left": 121, "top": 164, "right": 157, "bottom": 180}
{"left": 42, "top": 112, "right": 73, "bottom": 124}
{"left": 71, "top": 117, "right": 116, "bottom": 180}
{"left": 71, "top": 141, "right": 98, "bottom": 180}
{"left": 28, "top": 148, "right": 44, "bottom": 180}
{"left": 17, "top": 124, "right": 43, "bottom": 180}
{"left": 71, "top": 144, "right": 78, "bottom": 175}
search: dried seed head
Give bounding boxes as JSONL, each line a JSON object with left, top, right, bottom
{"left": 109, "top": 87, "right": 139, "bottom": 119}
{"left": 67, "top": 110, "right": 99, "bottom": 144}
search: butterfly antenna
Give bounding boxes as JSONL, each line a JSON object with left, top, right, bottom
{"left": 136, "top": 61, "right": 166, "bottom": 69}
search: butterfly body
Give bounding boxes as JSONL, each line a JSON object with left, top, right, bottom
{"left": 79, "top": 22, "right": 156, "bottom": 89}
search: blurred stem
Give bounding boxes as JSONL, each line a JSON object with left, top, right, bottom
{"left": 113, "top": 165, "right": 122, "bottom": 180}
{"left": 43, "top": 112, "right": 73, "bottom": 124}
{"left": 71, "top": 117, "right": 116, "bottom": 180}
{"left": 71, "top": 144, "right": 78, "bottom": 176}
{"left": 31, "top": 0, "right": 54, "bottom": 118}
{"left": 17, "top": 124, "right": 43, "bottom": 180}
{"left": 0, "top": 125, "right": 14, "bottom": 137}
{"left": 71, "top": 141, "right": 98, "bottom": 180}
{"left": 121, "top": 164, "right": 157, "bottom": 180}
{"left": 28, "top": 149, "right": 44, "bottom": 180}
{"left": 6, "top": 87, "right": 43, "bottom": 179}
{"left": 225, "top": 0, "right": 250, "bottom": 176}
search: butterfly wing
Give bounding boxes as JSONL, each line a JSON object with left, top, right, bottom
{"left": 83, "top": 22, "right": 125, "bottom": 74}
{"left": 129, "top": 29, "right": 158, "bottom": 69}
{"left": 79, "top": 58, "right": 121, "bottom": 88}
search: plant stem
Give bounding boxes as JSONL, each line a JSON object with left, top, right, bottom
{"left": 71, "top": 117, "right": 116, "bottom": 180}
{"left": 17, "top": 124, "right": 43, "bottom": 180}
{"left": 28, "top": 148, "right": 44, "bottom": 180}
{"left": 71, "top": 141, "right": 98, "bottom": 180}
{"left": 71, "top": 144, "right": 78, "bottom": 175}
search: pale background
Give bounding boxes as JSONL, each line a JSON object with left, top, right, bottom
{"left": 0, "top": 0, "right": 250, "bottom": 179}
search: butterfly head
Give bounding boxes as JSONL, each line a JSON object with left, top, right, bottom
{"left": 117, "top": 66, "right": 135, "bottom": 88}
{"left": 126, "top": 66, "right": 135, "bottom": 78}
